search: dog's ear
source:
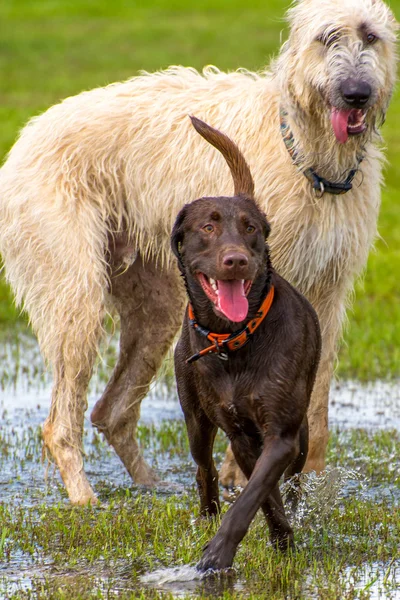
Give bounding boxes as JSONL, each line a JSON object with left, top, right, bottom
{"left": 256, "top": 209, "right": 271, "bottom": 240}
{"left": 171, "top": 205, "right": 189, "bottom": 268}
{"left": 262, "top": 213, "right": 271, "bottom": 240}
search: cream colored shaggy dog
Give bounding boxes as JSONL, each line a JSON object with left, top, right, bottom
{"left": 0, "top": 0, "right": 397, "bottom": 505}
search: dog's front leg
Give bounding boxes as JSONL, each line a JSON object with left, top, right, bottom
{"left": 175, "top": 346, "right": 220, "bottom": 517}
{"left": 185, "top": 411, "right": 220, "bottom": 517}
{"left": 197, "top": 435, "right": 296, "bottom": 572}
{"left": 232, "top": 434, "right": 294, "bottom": 549}
{"left": 304, "top": 281, "right": 348, "bottom": 474}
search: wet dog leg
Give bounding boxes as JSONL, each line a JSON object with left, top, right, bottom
{"left": 283, "top": 416, "right": 309, "bottom": 514}
{"left": 91, "top": 255, "right": 185, "bottom": 484}
{"left": 230, "top": 434, "right": 293, "bottom": 549}
{"left": 219, "top": 442, "right": 247, "bottom": 494}
{"left": 185, "top": 411, "right": 220, "bottom": 517}
{"left": 197, "top": 435, "right": 296, "bottom": 571}
{"left": 43, "top": 347, "right": 99, "bottom": 505}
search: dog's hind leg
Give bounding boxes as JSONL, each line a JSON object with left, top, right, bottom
{"left": 91, "top": 255, "right": 185, "bottom": 485}
{"left": 283, "top": 416, "right": 308, "bottom": 514}
{"left": 42, "top": 296, "right": 104, "bottom": 505}
{"left": 284, "top": 415, "right": 308, "bottom": 481}
{"left": 43, "top": 353, "right": 99, "bottom": 505}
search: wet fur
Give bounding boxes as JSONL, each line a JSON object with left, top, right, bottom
{"left": 0, "top": 0, "right": 396, "bottom": 503}
{"left": 172, "top": 118, "right": 321, "bottom": 570}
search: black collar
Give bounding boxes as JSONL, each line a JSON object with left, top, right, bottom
{"left": 280, "top": 107, "right": 364, "bottom": 197}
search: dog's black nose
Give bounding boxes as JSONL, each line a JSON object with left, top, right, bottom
{"left": 340, "top": 78, "right": 371, "bottom": 108}
{"left": 223, "top": 252, "right": 249, "bottom": 268}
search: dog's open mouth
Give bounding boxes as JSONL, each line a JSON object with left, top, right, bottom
{"left": 330, "top": 108, "right": 367, "bottom": 143}
{"left": 197, "top": 273, "right": 252, "bottom": 322}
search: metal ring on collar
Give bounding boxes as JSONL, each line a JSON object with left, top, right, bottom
{"left": 314, "top": 180, "right": 325, "bottom": 198}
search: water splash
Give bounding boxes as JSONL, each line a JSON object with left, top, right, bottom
{"left": 140, "top": 565, "right": 241, "bottom": 597}
{"left": 140, "top": 565, "right": 203, "bottom": 585}
{"left": 282, "top": 465, "right": 363, "bottom": 529}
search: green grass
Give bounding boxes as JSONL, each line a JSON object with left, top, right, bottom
{"left": 0, "top": 7, "right": 399, "bottom": 596}
{"left": 0, "top": 414, "right": 399, "bottom": 600}
{"left": 0, "top": 1, "right": 399, "bottom": 380}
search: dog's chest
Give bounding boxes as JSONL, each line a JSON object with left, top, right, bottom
{"left": 265, "top": 179, "right": 379, "bottom": 293}
{"left": 196, "top": 366, "right": 265, "bottom": 436}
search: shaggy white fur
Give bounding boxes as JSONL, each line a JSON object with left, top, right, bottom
{"left": 0, "top": 0, "right": 397, "bottom": 504}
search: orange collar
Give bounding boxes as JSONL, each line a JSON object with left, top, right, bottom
{"left": 186, "top": 285, "right": 275, "bottom": 364}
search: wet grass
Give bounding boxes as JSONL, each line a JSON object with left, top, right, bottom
{"left": 0, "top": 336, "right": 399, "bottom": 597}
{"left": 0, "top": 0, "right": 399, "bottom": 380}
{"left": 0, "top": 414, "right": 399, "bottom": 599}
{"left": 0, "top": 1, "right": 399, "bottom": 596}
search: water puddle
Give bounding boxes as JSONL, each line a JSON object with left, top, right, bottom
{"left": 140, "top": 562, "right": 400, "bottom": 600}
{"left": 140, "top": 565, "right": 245, "bottom": 597}
{"left": 329, "top": 380, "right": 400, "bottom": 430}
{"left": 341, "top": 560, "right": 400, "bottom": 600}
{"left": 0, "top": 334, "right": 399, "bottom": 598}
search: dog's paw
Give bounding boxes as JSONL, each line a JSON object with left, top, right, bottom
{"left": 196, "top": 538, "right": 236, "bottom": 572}
{"left": 222, "top": 485, "right": 243, "bottom": 503}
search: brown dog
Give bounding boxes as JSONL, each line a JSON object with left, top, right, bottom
{"left": 172, "top": 117, "right": 321, "bottom": 571}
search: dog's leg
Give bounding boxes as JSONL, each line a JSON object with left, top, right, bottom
{"left": 283, "top": 416, "right": 308, "bottom": 514}
{"left": 197, "top": 434, "right": 295, "bottom": 572}
{"left": 304, "top": 285, "right": 347, "bottom": 474}
{"left": 91, "top": 255, "right": 185, "bottom": 485}
{"left": 174, "top": 338, "right": 220, "bottom": 516}
{"left": 230, "top": 434, "right": 293, "bottom": 549}
{"left": 304, "top": 365, "right": 331, "bottom": 474}
{"left": 284, "top": 415, "right": 308, "bottom": 478}
{"left": 219, "top": 443, "right": 247, "bottom": 493}
{"left": 43, "top": 346, "right": 99, "bottom": 506}
{"left": 185, "top": 411, "right": 220, "bottom": 516}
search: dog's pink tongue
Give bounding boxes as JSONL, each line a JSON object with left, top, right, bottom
{"left": 331, "top": 108, "right": 352, "bottom": 143}
{"left": 217, "top": 280, "right": 248, "bottom": 322}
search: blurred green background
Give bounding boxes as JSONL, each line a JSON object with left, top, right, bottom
{"left": 0, "top": 0, "right": 399, "bottom": 379}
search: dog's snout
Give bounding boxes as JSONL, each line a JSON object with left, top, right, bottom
{"left": 340, "top": 78, "right": 371, "bottom": 108}
{"left": 223, "top": 252, "right": 249, "bottom": 269}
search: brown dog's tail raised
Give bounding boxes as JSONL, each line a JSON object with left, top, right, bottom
{"left": 190, "top": 115, "right": 255, "bottom": 199}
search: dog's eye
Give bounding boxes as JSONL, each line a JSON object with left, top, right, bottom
{"left": 366, "top": 32, "right": 378, "bottom": 45}
{"left": 246, "top": 225, "right": 256, "bottom": 234}
{"left": 202, "top": 224, "right": 214, "bottom": 233}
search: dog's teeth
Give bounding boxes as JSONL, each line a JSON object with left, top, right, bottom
{"left": 210, "top": 278, "right": 218, "bottom": 292}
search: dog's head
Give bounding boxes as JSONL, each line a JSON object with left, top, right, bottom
{"left": 276, "top": 0, "right": 398, "bottom": 145}
{"left": 171, "top": 117, "right": 270, "bottom": 324}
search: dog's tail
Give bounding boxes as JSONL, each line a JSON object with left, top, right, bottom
{"left": 190, "top": 115, "right": 255, "bottom": 199}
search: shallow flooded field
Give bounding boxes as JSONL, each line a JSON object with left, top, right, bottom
{"left": 0, "top": 333, "right": 399, "bottom": 599}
